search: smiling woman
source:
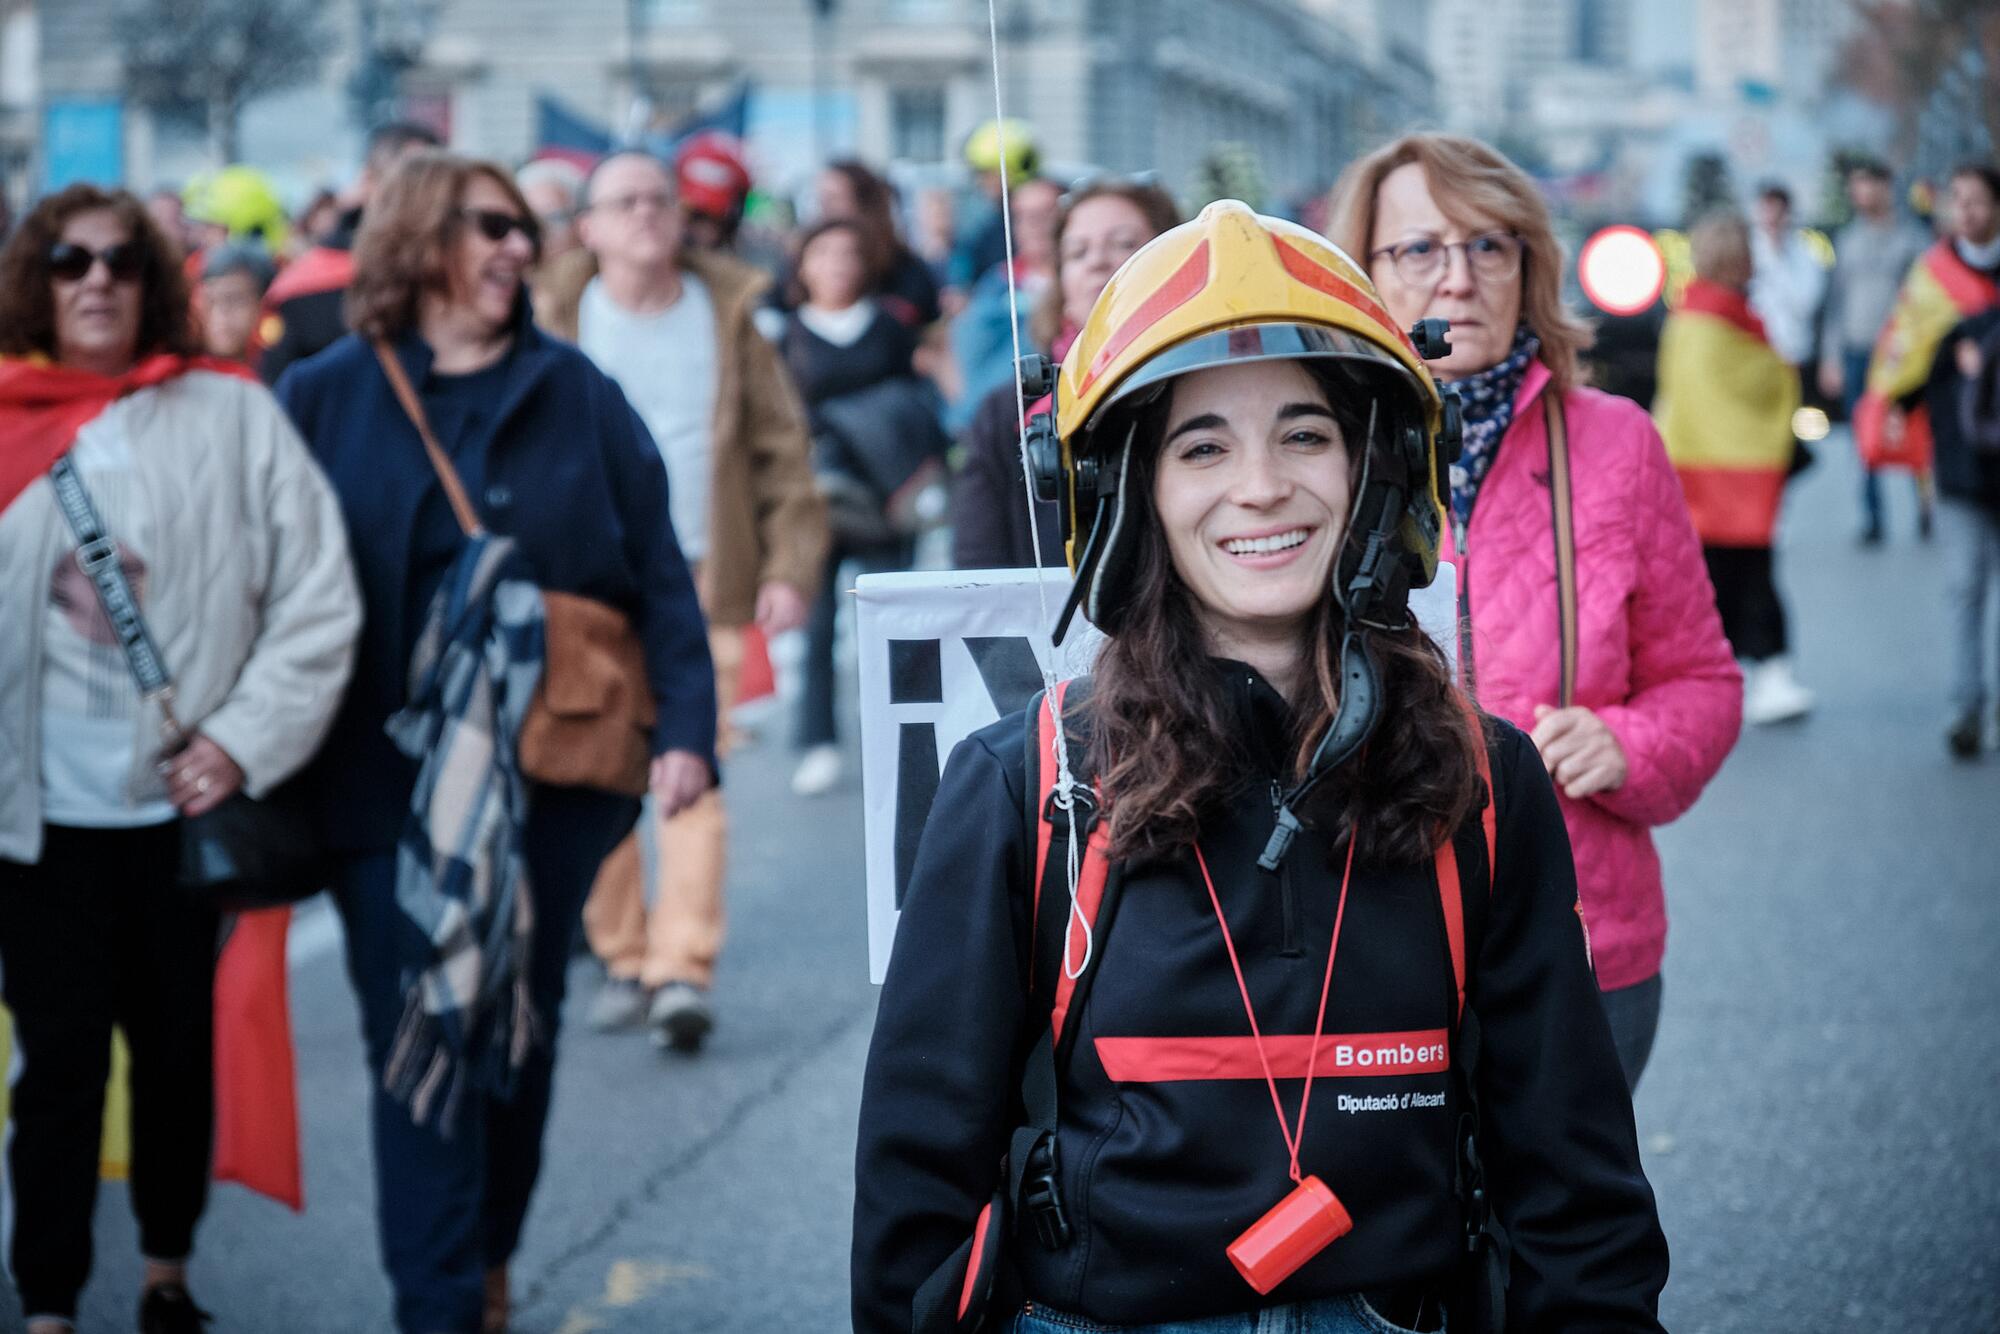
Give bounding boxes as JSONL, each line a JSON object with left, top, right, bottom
{"left": 854, "top": 201, "right": 1670, "bottom": 1334}
{"left": 272, "top": 151, "right": 716, "bottom": 1334}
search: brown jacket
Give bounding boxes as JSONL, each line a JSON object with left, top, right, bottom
{"left": 536, "top": 247, "right": 827, "bottom": 628}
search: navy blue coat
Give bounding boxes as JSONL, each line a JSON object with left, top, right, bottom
{"left": 276, "top": 309, "right": 715, "bottom": 853}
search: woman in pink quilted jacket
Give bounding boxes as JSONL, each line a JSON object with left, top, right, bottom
{"left": 1330, "top": 134, "right": 1742, "bottom": 1091}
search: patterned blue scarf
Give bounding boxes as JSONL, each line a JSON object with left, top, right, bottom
{"left": 383, "top": 533, "right": 546, "bottom": 1133}
{"left": 1447, "top": 325, "right": 1540, "bottom": 531}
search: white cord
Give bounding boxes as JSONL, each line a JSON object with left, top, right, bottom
{"left": 983, "top": 0, "right": 1091, "bottom": 981}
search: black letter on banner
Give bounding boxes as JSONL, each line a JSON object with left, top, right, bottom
{"left": 889, "top": 639, "right": 945, "bottom": 908}
{"left": 889, "top": 638, "right": 943, "bottom": 704}
{"left": 964, "top": 636, "right": 1045, "bottom": 718}
{"left": 895, "top": 723, "right": 941, "bottom": 908}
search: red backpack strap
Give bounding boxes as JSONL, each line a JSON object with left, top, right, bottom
{"left": 1434, "top": 697, "right": 1496, "bottom": 1025}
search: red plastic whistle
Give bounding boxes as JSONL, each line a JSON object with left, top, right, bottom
{"left": 1226, "top": 1174, "right": 1353, "bottom": 1295}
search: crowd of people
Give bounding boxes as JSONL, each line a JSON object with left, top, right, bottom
{"left": 0, "top": 106, "right": 1993, "bottom": 1334}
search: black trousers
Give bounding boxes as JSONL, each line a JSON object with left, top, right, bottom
{"left": 0, "top": 823, "right": 220, "bottom": 1323}
{"left": 1703, "top": 545, "right": 1789, "bottom": 662}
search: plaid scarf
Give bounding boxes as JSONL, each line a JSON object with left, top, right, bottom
{"left": 382, "top": 533, "right": 546, "bottom": 1133}
{"left": 1447, "top": 325, "right": 1540, "bottom": 530}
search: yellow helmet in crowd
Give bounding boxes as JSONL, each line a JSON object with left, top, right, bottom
{"left": 1032, "top": 200, "right": 1458, "bottom": 637}
{"left": 964, "top": 119, "right": 1040, "bottom": 179}
{"left": 183, "top": 166, "right": 289, "bottom": 254}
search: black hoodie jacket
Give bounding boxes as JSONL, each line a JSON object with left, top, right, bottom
{"left": 853, "top": 663, "right": 1668, "bottom": 1330}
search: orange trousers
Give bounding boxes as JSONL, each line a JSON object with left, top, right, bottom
{"left": 582, "top": 624, "right": 741, "bottom": 989}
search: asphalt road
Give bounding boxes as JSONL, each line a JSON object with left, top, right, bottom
{"left": 15, "top": 429, "right": 1999, "bottom": 1333}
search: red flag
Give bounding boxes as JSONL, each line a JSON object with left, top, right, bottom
{"left": 737, "top": 624, "right": 776, "bottom": 705}
{"left": 211, "top": 908, "right": 303, "bottom": 1211}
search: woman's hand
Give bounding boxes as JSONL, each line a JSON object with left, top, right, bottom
{"left": 755, "top": 580, "right": 810, "bottom": 636}
{"left": 162, "top": 735, "right": 246, "bottom": 817}
{"left": 1530, "top": 705, "right": 1629, "bottom": 800}
{"left": 650, "top": 749, "right": 711, "bottom": 819}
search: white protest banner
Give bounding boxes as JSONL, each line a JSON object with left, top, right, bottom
{"left": 856, "top": 564, "right": 1456, "bottom": 982}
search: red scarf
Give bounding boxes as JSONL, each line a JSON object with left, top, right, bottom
{"left": 0, "top": 354, "right": 255, "bottom": 515}
{"left": 1679, "top": 277, "right": 1770, "bottom": 345}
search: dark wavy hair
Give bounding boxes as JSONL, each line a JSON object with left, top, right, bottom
{"left": 347, "top": 150, "right": 537, "bottom": 341}
{"left": 0, "top": 183, "right": 198, "bottom": 360}
{"left": 821, "top": 158, "right": 915, "bottom": 285}
{"left": 1086, "top": 362, "right": 1485, "bottom": 867}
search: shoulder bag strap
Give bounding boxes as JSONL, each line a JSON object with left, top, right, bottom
{"left": 1544, "top": 392, "right": 1578, "bottom": 709}
{"left": 46, "top": 453, "right": 188, "bottom": 748}
{"left": 372, "top": 338, "right": 483, "bottom": 538}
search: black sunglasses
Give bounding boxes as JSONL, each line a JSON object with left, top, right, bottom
{"left": 48, "top": 241, "right": 145, "bottom": 284}
{"left": 457, "top": 207, "right": 540, "bottom": 250}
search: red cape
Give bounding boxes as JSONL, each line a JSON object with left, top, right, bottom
{"left": 1679, "top": 277, "right": 1770, "bottom": 345}
{"left": 0, "top": 354, "right": 255, "bottom": 514}
{"left": 262, "top": 244, "right": 354, "bottom": 308}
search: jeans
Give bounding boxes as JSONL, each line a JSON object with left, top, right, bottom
{"left": 1845, "top": 348, "right": 1885, "bottom": 533}
{"left": 1845, "top": 348, "right": 1934, "bottom": 535}
{"left": 334, "top": 787, "right": 636, "bottom": 1333}
{"left": 1938, "top": 497, "right": 2000, "bottom": 713}
{"left": 0, "top": 823, "right": 218, "bottom": 1324}
{"left": 1599, "top": 973, "right": 1664, "bottom": 1096}
{"left": 1013, "top": 1293, "right": 1437, "bottom": 1333}
{"left": 796, "top": 541, "right": 910, "bottom": 749}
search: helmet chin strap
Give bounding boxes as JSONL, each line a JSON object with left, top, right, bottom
{"left": 1258, "top": 629, "right": 1380, "bottom": 872}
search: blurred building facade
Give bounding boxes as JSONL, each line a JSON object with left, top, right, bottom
{"left": 22, "top": 0, "right": 1433, "bottom": 209}
{"left": 427, "top": 0, "right": 1434, "bottom": 204}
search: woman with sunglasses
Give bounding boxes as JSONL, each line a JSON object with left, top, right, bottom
{"left": 1328, "top": 134, "right": 1741, "bottom": 1093}
{"left": 951, "top": 177, "right": 1180, "bottom": 569}
{"left": 276, "top": 152, "right": 715, "bottom": 1334}
{"left": 0, "top": 185, "right": 360, "bottom": 1334}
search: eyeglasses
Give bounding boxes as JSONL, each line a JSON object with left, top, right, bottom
{"left": 457, "top": 207, "right": 540, "bottom": 249}
{"left": 48, "top": 241, "right": 145, "bottom": 284}
{"left": 1370, "top": 231, "right": 1524, "bottom": 288}
{"left": 587, "top": 190, "right": 677, "bottom": 217}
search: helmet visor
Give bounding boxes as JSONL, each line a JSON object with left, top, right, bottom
{"left": 1083, "top": 321, "right": 1427, "bottom": 443}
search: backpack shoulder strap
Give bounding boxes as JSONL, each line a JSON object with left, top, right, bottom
{"left": 1434, "top": 697, "right": 1497, "bottom": 1024}
{"left": 1023, "top": 678, "right": 1115, "bottom": 1046}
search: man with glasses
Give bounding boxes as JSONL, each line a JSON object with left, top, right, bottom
{"left": 536, "top": 151, "right": 827, "bottom": 1052}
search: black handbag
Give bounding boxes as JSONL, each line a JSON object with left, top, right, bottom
{"left": 47, "top": 453, "right": 329, "bottom": 913}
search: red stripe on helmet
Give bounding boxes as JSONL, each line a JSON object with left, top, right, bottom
{"left": 1269, "top": 235, "right": 1413, "bottom": 357}
{"left": 1078, "top": 240, "right": 1212, "bottom": 398}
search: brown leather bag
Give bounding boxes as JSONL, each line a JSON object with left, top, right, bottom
{"left": 375, "top": 341, "right": 655, "bottom": 797}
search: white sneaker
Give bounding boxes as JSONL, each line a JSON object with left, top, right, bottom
{"left": 792, "top": 744, "right": 843, "bottom": 796}
{"left": 1744, "top": 658, "right": 1814, "bottom": 725}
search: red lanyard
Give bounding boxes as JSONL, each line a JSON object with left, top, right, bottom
{"left": 1192, "top": 836, "right": 1357, "bottom": 1184}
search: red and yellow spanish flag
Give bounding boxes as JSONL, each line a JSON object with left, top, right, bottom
{"left": 1857, "top": 240, "right": 2000, "bottom": 472}
{"left": 1655, "top": 278, "right": 1800, "bottom": 547}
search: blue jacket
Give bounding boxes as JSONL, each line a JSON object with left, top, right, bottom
{"left": 276, "top": 309, "right": 715, "bottom": 853}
